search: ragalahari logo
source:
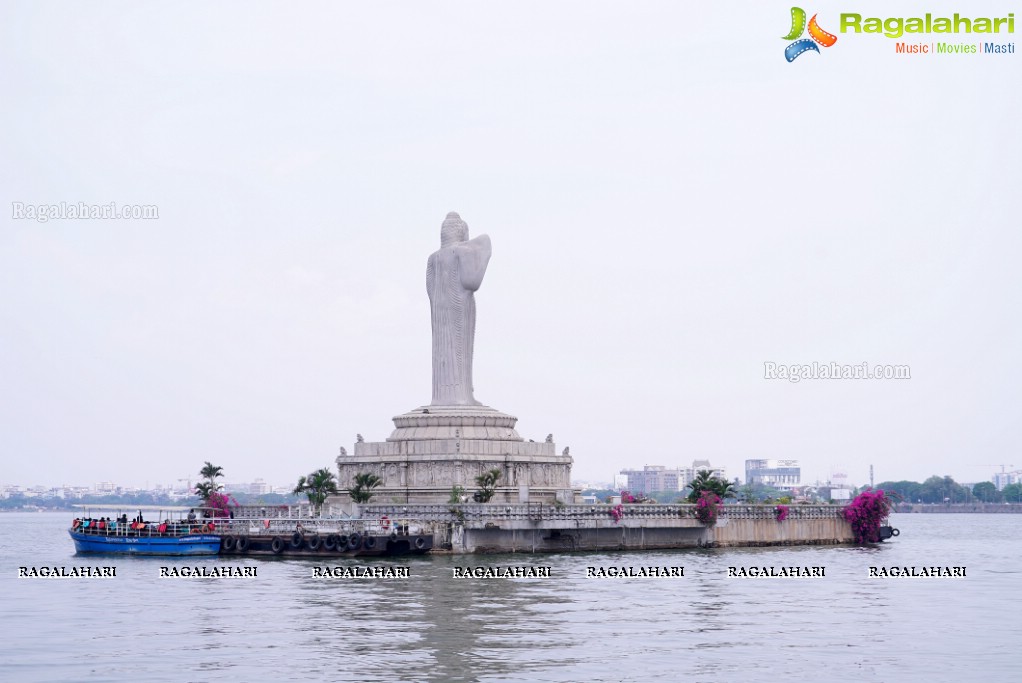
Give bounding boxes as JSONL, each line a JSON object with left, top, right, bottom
{"left": 783, "top": 7, "right": 838, "bottom": 61}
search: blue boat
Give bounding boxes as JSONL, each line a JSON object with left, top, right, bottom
{"left": 68, "top": 506, "right": 221, "bottom": 556}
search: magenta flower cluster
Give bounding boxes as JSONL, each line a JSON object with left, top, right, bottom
{"left": 620, "top": 491, "right": 636, "bottom": 504}
{"left": 694, "top": 491, "right": 721, "bottom": 526}
{"left": 609, "top": 504, "right": 623, "bottom": 523}
{"left": 775, "top": 504, "right": 790, "bottom": 522}
{"left": 843, "top": 489, "right": 893, "bottom": 544}
{"left": 206, "top": 491, "right": 238, "bottom": 518}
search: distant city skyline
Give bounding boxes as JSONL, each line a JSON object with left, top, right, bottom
{"left": 3, "top": 463, "right": 1010, "bottom": 494}
{"left": 0, "top": 478, "right": 293, "bottom": 497}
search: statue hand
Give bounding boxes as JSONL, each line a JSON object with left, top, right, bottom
{"left": 457, "top": 234, "right": 492, "bottom": 291}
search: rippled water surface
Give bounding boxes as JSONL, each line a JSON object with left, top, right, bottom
{"left": 1, "top": 512, "right": 1019, "bottom": 682}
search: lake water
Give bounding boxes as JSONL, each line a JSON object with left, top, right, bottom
{"left": 1, "top": 512, "right": 1019, "bottom": 682}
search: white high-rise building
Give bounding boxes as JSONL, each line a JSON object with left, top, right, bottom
{"left": 993, "top": 470, "right": 1021, "bottom": 491}
{"left": 745, "top": 459, "right": 802, "bottom": 489}
{"left": 619, "top": 461, "right": 728, "bottom": 495}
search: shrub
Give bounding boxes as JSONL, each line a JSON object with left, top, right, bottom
{"left": 206, "top": 491, "right": 237, "bottom": 518}
{"left": 609, "top": 504, "right": 623, "bottom": 523}
{"left": 694, "top": 491, "right": 721, "bottom": 526}
{"left": 473, "top": 469, "right": 501, "bottom": 503}
{"left": 843, "top": 489, "right": 894, "bottom": 544}
{"left": 775, "top": 504, "right": 790, "bottom": 521}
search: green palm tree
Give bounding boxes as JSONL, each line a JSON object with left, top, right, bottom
{"left": 194, "top": 481, "right": 216, "bottom": 502}
{"left": 195, "top": 462, "right": 225, "bottom": 504}
{"left": 473, "top": 468, "right": 501, "bottom": 503}
{"left": 348, "top": 472, "right": 382, "bottom": 504}
{"left": 199, "top": 462, "right": 224, "bottom": 483}
{"left": 686, "top": 470, "right": 735, "bottom": 503}
{"left": 294, "top": 467, "right": 341, "bottom": 512}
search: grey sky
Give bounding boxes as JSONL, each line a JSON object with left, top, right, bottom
{"left": 2, "top": 1, "right": 1019, "bottom": 491}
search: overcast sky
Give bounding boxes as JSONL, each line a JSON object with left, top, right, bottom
{"left": 2, "top": 1, "right": 1019, "bottom": 491}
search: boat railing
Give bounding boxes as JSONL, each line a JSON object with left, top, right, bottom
{"left": 73, "top": 514, "right": 426, "bottom": 538}
{"left": 70, "top": 518, "right": 220, "bottom": 538}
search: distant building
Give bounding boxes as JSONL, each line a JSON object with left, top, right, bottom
{"left": 828, "top": 488, "right": 852, "bottom": 501}
{"left": 68, "top": 486, "right": 90, "bottom": 498}
{"left": 690, "top": 460, "right": 727, "bottom": 481}
{"left": 745, "top": 459, "right": 801, "bottom": 489}
{"left": 248, "top": 478, "right": 271, "bottom": 495}
{"left": 620, "top": 461, "right": 728, "bottom": 495}
{"left": 993, "top": 470, "right": 1021, "bottom": 491}
{"left": 620, "top": 466, "right": 665, "bottom": 494}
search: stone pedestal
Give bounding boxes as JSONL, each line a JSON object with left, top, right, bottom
{"left": 335, "top": 405, "right": 574, "bottom": 504}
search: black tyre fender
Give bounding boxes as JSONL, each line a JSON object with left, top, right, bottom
{"left": 891, "top": 528, "right": 900, "bottom": 537}
{"left": 290, "top": 531, "right": 304, "bottom": 548}
{"left": 236, "top": 536, "right": 250, "bottom": 552}
{"left": 271, "top": 536, "right": 285, "bottom": 554}
{"left": 222, "top": 535, "right": 236, "bottom": 551}
{"left": 307, "top": 534, "right": 321, "bottom": 550}
{"left": 323, "top": 534, "right": 338, "bottom": 551}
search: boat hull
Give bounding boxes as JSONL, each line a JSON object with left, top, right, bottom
{"left": 69, "top": 530, "right": 221, "bottom": 556}
{"left": 218, "top": 533, "right": 433, "bottom": 558}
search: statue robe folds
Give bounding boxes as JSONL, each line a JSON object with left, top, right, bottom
{"left": 427, "top": 228, "right": 491, "bottom": 406}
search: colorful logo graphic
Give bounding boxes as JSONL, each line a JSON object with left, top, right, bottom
{"left": 783, "top": 7, "right": 838, "bottom": 62}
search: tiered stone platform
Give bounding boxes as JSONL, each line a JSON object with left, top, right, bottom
{"left": 335, "top": 405, "right": 574, "bottom": 504}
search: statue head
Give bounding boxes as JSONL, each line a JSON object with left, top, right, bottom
{"left": 441, "top": 211, "right": 469, "bottom": 247}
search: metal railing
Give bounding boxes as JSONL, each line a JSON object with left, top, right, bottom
{"left": 70, "top": 518, "right": 215, "bottom": 537}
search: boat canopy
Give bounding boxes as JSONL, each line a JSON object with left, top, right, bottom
{"left": 72, "top": 504, "right": 195, "bottom": 512}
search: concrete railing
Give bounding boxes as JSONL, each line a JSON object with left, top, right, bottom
{"left": 357, "top": 503, "right": 845, "bottom": 522}
{"left": 724, "top": 505, "right": 845, "bottom": 520}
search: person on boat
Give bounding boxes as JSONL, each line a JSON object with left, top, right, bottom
{"left": 187, "top": 509, "right": 196, "bottom": 523}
